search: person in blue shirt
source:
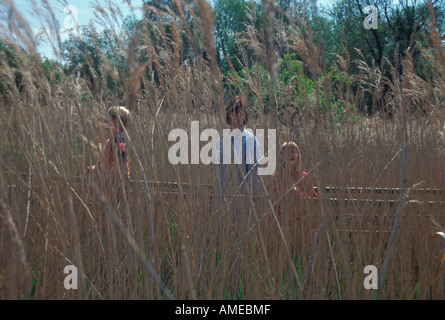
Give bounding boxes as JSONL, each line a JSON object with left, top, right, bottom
{"left": 216, "top": 96, "right": 261, "bottom": 197}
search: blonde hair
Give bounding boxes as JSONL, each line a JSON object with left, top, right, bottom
{"left": 280, "top": 141, "right": 302, "bottom": 172}
{"left": 107, "top": 106, "right": 131, "bottom": 129}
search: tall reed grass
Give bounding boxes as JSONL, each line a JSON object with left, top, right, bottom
{"left": 0, "top": 0, "right": 444, "bottom": 299}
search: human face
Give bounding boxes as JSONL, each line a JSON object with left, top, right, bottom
{"left": 230, "top": 106, "right": 243, "bottom": 130}
{"left": 104, "top": 113, "right": 118, "bottom": 136}
{"left": 283, "top": 148, "right": 299, "bottom": 168}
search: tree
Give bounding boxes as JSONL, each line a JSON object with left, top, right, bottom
{"left": 0, "top": 40, "right": 23, "bottom": 98}
{"left": 213, "top": 0, "right": 254, "bottom": 73}
{"left": 62, "top": 28, "right": 103, "bottom": 91}
{"left": 330, "top": 0, "right": 445, "bottom": 73}
{"left": 328, "top": 0, "right": 445, "bottom": 113}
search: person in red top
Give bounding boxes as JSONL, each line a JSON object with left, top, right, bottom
{"left": 271, "top": 141, "right": 316, "bottom": 218}
{"left": 87, "top": 106, "right": 131, "bottom": 182}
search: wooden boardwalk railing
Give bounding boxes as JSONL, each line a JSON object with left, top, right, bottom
{"left": 7, "top": 177, "right": 444, "bottom": 202}
{"left": 321, "top": 186, "right": 443, "bottom": 195}
{"left": 7, "top": 177, "right": 444, "bottom": 211}
{"left": 6, "top": 175, "right": 445, "bottom": 233}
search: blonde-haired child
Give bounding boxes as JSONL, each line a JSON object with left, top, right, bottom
{"left": 271, "top": 141, "right": 316, "bottom": 218}
{"left": 87, "top": 106, "right": 131, "bottom": 181}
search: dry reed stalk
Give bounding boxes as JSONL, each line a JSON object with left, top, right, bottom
{"left": 1, "top": 0, "right": 445, "bottom": 300}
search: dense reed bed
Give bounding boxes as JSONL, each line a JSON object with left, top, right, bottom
{"left": 0, "top": 0, "right": 445, "bottom": 299}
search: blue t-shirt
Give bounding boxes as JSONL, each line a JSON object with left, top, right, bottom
{"left": 216, "top": 127, "right": 261, "bottom": 195}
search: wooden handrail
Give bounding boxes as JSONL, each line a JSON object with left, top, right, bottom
{"left": 6, "top": 177, "right": 444, "bottom": 194}
{"left": 319, "top": 186, "right": 443, "bottom": 195}
{"left": 5, "top": 176, "right": 444, "bottom": 205}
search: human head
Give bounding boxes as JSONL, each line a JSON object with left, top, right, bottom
{"left": 105, "top": 106, "right": 131, "bottom": 135}
{"left": 225, "top": 96, "right": 248, "bottom": 129}
{"left": 281, "top": 141, "right": 301, "bottom": 172}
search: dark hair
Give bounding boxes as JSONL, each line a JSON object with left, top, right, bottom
{"left": 225, "top": 96, "right": 248, "bottom": 126}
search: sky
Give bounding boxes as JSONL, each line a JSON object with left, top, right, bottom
{"left": 4, "top": 0, "right": 145, "bottom": 60}
{"left": 3, "top": 0, "right": 333, "bottom": 61}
